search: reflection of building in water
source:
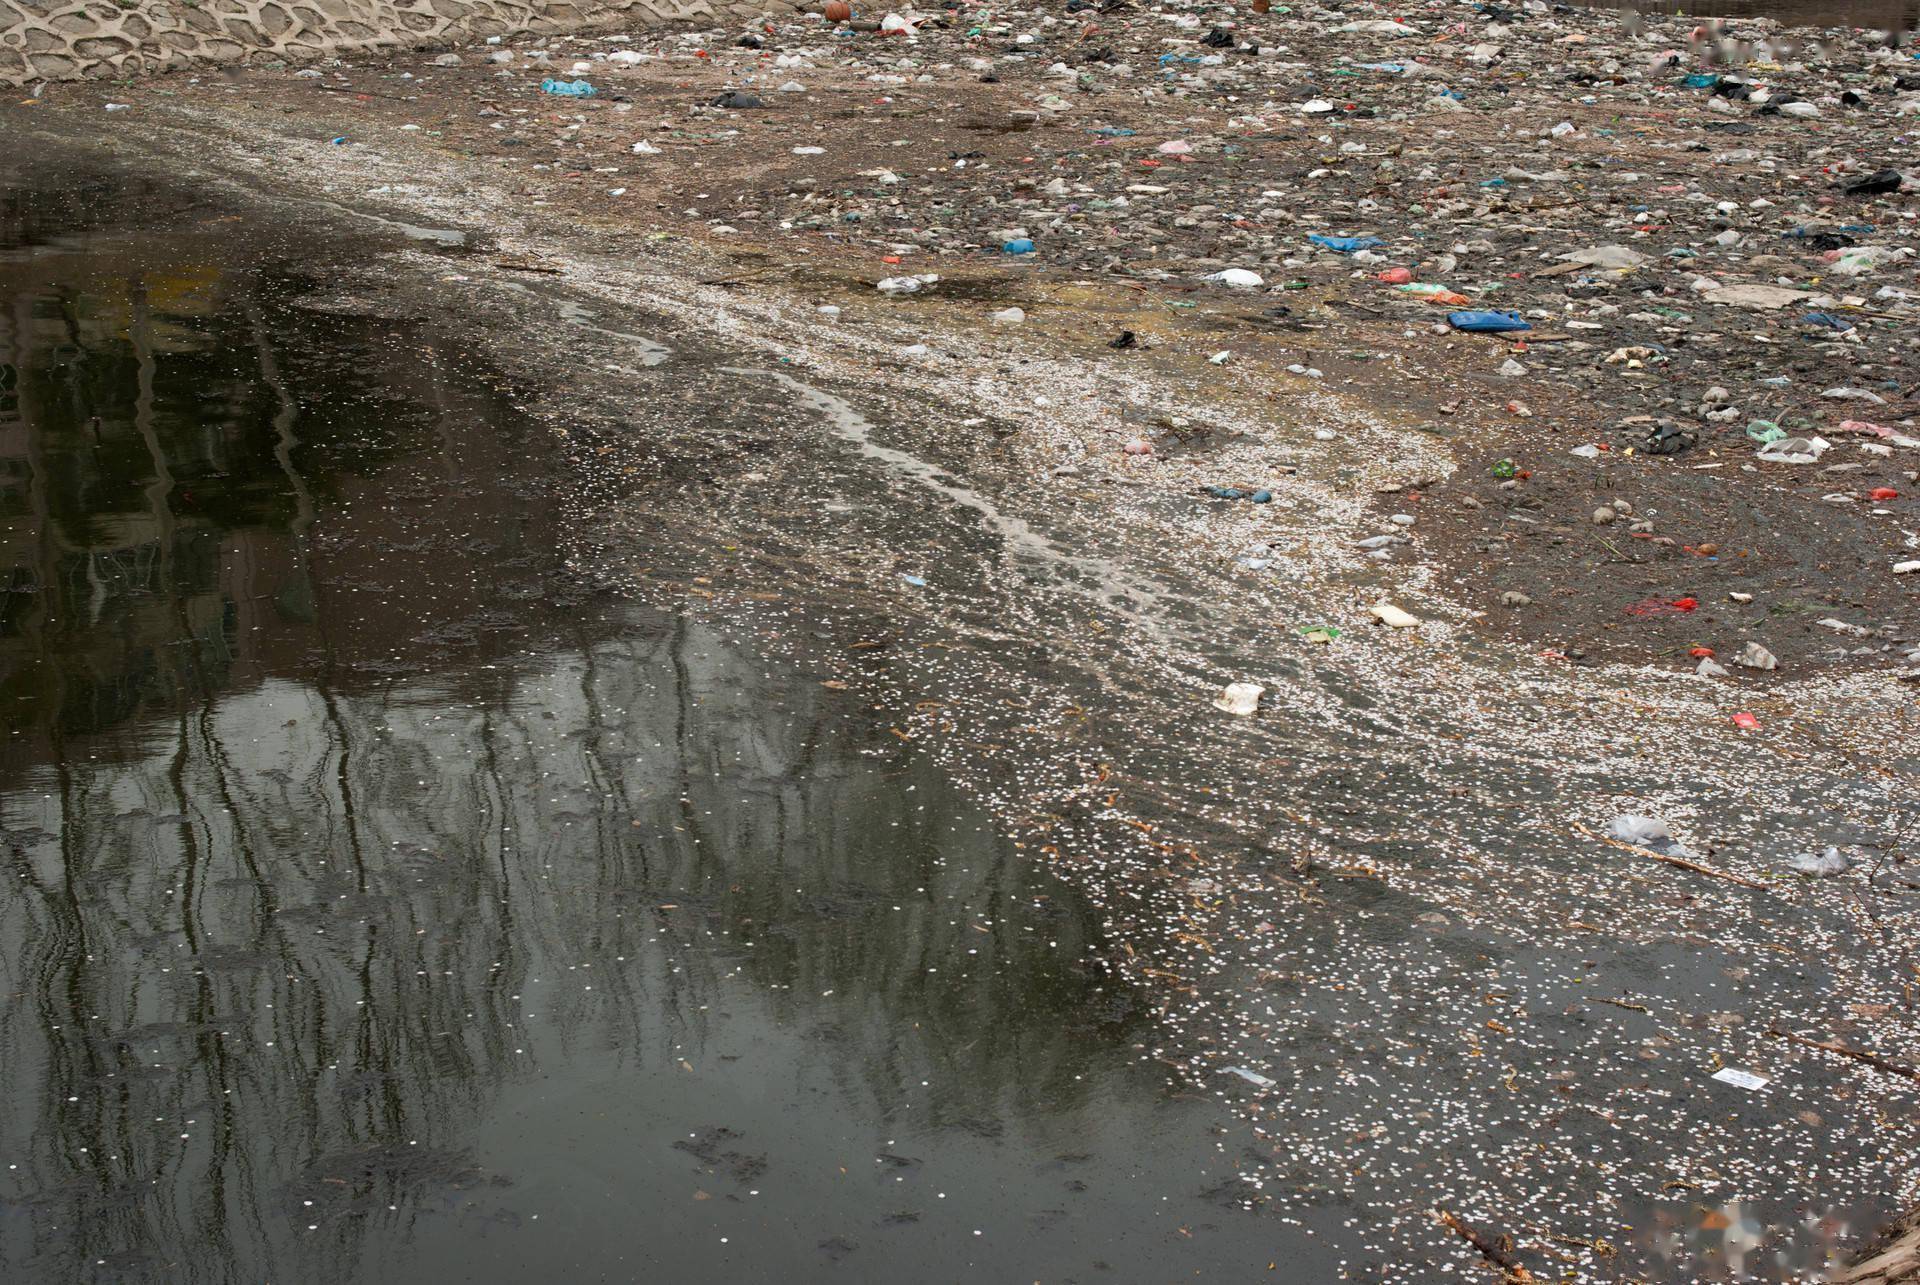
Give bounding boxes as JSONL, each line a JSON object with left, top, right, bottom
{"left": 0, "top": 268, "right": 253, "bottom": 735}
{"left": 0, "top": 233, "right": 540, "bottom": 743}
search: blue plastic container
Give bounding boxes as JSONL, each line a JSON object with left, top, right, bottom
{"left": 1447, "top": 310, "right": 1532, "bottom": 333}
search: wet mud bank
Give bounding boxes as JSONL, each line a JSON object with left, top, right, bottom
{"left": 3, "top": 88, "right": 1918, "bottom": 1285}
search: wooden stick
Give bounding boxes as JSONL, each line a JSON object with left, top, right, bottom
{"left": 1571, "top": 822, "right": 1772, "bottom": 890}
{"left": 1437, "top": 1209, "right": 1537, "bottom": 1282}
{"left": 1765, "top": 1028, "right": 1920, "bottom": 1083}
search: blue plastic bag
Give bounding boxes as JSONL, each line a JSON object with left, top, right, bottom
{"left": 1447, "top": 310, "right": 1531, "bottom": 333}
{"left": 1309, "top": 234, "right": 1386, "bottom": 253}
{"left": 1002, "top": 238, "right": 1036, "bottom": 255}
{"left": 542, "top": 78, "right": 596, "bottom": 97}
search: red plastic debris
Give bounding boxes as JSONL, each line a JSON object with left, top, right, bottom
{"left": 1731, "top": 712, "right": 1759, "bottom": 731}
{"left": 1623, "top": 596, "right": 1699, "bottom": 618}
{"left": 1869, "top": 487, "right": 1899, "bottom": 501}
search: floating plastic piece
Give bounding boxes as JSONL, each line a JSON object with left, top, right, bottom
{"left": 1213, "top": 683, "right": 1264, "bottom": 716}
{"left": 1607, "top": 814, "right": 1694, "bottom": 858}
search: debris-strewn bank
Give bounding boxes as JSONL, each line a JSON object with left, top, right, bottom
{"left": 27, "top": 0, "right": 1915, "bottom": 674}
{"left": 13, "top": 0, "right": 1919, "bottom": 1278}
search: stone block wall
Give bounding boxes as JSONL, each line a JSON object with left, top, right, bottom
{"left": 0, "top": 0, "right": 768, "bottom": 85}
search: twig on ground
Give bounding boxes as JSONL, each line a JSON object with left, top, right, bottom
{"left": 1571, "top": 822, "right": 1772, "bottom": 890}
{"left": 1437, "top": 1209, "right": 1537, "bottom": 1282}
{"left": 1765, "top": 1028, "right": 1920, "bottom": 1083}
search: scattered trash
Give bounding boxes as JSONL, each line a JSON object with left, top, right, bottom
{"left": 1309, "top": 234, "right": 1385, "bottom": 254}
{"left": 1558, "top": 245, "right": 1650, "bottom": 271}
{"left": 1756, "top": 436, "right": 1829, "bottom": 465}
{"left": 1788, "top": 848, "right": 1852, "bottom": 877}
{"left": 1842, "top": 169, "right": 1905, "bottom": 197}
{"left": 1700, "top": 282, "right": 1811, "bottom": 310}
{"left": 1643, "top": 422, "right": 1696, "bottom": 456}
{"left": 1213, "top": 682, "right": 1264, "bottom": 716}
{"left": 1370, "top": 601, "right": 1419, "bottom": 629}
{"left": 1711, "top": 1067, "right": 1771, "bottom": 1092}
{"left": 1608, "top": 814, "right": 1694, "bottom": 858}
{"left": 18, "top": 9, "right": 1920, "bottom": 1284}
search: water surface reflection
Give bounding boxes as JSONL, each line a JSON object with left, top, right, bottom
{"left": 0, "top": 162, "right": 1298, "bottom": 1282}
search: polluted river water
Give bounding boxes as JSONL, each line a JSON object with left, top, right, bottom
{"left": 1, "top": 132, "right": 1917, "bottom": 1285}
{"left": 0, "top": 157, "right": 1304, "bottom": 1281}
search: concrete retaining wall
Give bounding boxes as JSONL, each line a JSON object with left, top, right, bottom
{"left": 1, "top": 0, "right": 765, "bottom": 85}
